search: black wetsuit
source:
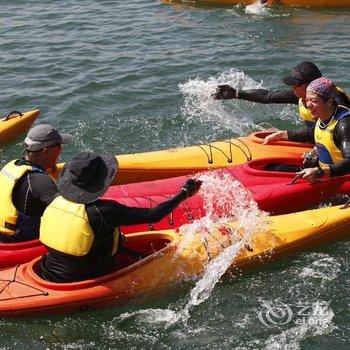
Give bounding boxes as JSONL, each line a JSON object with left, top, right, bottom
{"left": 40, "top": 191, "right": 188, "bottom": 282}
{"left": 0, "top": 159, "right": 57, "bottom": 242}
{"left": 287, "top": 116, "right": 350, "bottom": 177}
{"left": 237, "top": 88, "right": 350, "bottom": 107}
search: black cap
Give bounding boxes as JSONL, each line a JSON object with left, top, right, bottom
{"left": 25, "top": 124, "right": 71, "bottom": 151}
{"left": 283, "top": 61, "right": 322, "bottom": 86}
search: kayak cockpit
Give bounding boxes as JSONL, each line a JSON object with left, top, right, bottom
{"left": 18, "top": 231, "right": 176, "bottom": 290}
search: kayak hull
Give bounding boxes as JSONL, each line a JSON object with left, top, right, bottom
{"left": 163, "top": 0, "right": 350, "bottom": 7}
{"left": 0, "top": 109, "right": 40, "bottom": 146}
{"left": 48, "top": 132, "right": 311, "bottom": 184}
{"left": 0, "top": 204, "right": 349, "bottom": 317}
{"left": 0, "top": 240, "right": 46, "bottom": 269}
{"left": 104, "top": 156, "right": 350, "bottom": 232}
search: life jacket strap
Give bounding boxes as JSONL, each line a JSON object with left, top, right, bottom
{"left": 4, "top": 221, "right": 17, "bottom": 231}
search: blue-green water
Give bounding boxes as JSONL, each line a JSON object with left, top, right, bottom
{"left": 0, "top": 1, "right": 349, "bottom": 349}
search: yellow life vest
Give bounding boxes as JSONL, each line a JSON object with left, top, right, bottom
{"left": 40, "top": 196, "right": 120, "bottom": 256}
{"left": 0, "top": 160, "right": 34, "bottom": 235}
{"left": 298, "top": 99, "right": 315, "bottom": 129}
{"left": 314, "top": 106, "right": 350, "bottom": 166}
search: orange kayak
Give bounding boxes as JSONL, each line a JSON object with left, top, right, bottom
{"left": 0, "top": 109, "right": 40, "bottom": 146}
{"left": 162, "top": 0, "right": 350, "bottom": 7}
{"left": 49, "top": 132, "right": 311, "bottom": 184}
{"left": 0, "top": 204, "right": 349, "bottom": 317}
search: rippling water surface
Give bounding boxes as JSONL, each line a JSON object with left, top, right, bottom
{"left": 0, "top": 1, "right": 349, "bottom": 349}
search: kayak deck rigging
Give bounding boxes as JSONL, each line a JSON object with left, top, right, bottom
{"left": 196, "top": 137, "right": 253, "bottom": 164}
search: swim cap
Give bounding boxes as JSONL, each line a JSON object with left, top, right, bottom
{"left": 306, "top": 77, "right": 336, "bottom": 100}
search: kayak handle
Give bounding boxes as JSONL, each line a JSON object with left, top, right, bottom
{"left": 3, "top": 111, "right": 23, "bottom": 121}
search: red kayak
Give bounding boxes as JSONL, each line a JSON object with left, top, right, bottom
{"left": 1, "top": 156, "right": 349, "bottom": 269}
{"left": 104, "top": 157, "right": 350, "bottom": 232}
{"left": 0, "top": 240, "right": 46, "bottom": 269}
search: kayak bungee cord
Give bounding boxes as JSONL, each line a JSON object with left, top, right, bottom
{"left": 0, "top": 265, "right": 48, "bottom": 301}
{"left": 199, "top": 230, "right": 213, "bottom": 261}
{"left": 117, "top": 194, "right": 197, "bottom": 230}
{"left": 197, "top": 138, "right": 252, "bottom": 164}
{"left": 146, "top": 195, "right": 177, "bottom": 227}
{"left": 218, "top": 223, "right": 255, "bottom": 253}
{"left": 226, "top": 138, "right": 252, "bottom": 161}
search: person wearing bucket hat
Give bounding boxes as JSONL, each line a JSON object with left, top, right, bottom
{"left": 0, "top": 124, "right": 70, "bottom": 243}
{"left": 263, "top": 77, "right": 350, "bottom": 182}
{"left": 213, "top": 61, "right": 350, "bottom": 129}
{"left": 39, "top": 151, "right": 202, "bottom": 282}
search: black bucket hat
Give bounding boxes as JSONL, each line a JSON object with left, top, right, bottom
{"left": 58, "top": 152, "right": 118, "bottom": 204}
{"left": 283, "top": 61, "right": 322, "bottom": 86}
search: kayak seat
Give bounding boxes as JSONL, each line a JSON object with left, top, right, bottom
{"left": 263, "top": 163, "right": 302, "bottom": 173}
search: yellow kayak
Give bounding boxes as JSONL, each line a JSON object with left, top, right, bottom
{"left": 49, "top": 131, "right": 311, "bottom": 184}
{"left": 0, "top": 204, "right": 348, "bottom": 317}
{"left": 162, "top": 0, "right": 350, "bottom": 7}
{"left": 0, "top": 109, "right": 40, "bottom": 146}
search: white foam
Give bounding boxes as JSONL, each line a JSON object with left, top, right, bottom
{"left": 264, "top": 301, "right": 335, "bottom": 350}
{"left": 112, "top": 173, "right": 268, "bottom": 329}
{"left": 166, "top": 172, "right": 268, "bottom": 326}
{"left": 179, "top": 69, "right": 264, "bottom": 135}
{"left": 298, "top": 253, "right": 341, "bottom": 284}
{"left": 245, "top": 1, "right": 270, "bottom": 15}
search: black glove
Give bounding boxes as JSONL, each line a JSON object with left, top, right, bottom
{"left": 213, "top": 85, "right": 237, "bottom": 100}
{"left": 303, "top": 149, "right": 319, "bottom": 168}
{"left": 181, "top": 179, "right": 202, "bottom": 198}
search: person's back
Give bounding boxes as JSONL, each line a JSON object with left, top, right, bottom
{"left": 0, "top": 124, "right": 70, "bottom": 242}
{"left": 39, "top": 152, "right": 201, "bottom": 282}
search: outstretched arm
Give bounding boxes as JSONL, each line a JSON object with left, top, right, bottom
{"left": 214, "top": 85, "right": 298, "bottom": 104}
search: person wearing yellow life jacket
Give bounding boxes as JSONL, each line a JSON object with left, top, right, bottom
{"left": 0, "top": 124, "right": 70, "bottom": 242}
{"left": 39, "top": 152, "right": 202, "bottom": 283}
{"left": 263, "top": 77, "right": 350, "bottom": 182}
{"left": 213, "top": 61, "right": 350, "bottom": 129}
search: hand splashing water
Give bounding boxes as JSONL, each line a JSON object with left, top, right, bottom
{"left": 113, "top": 172, "right": 269, "bottom": 329}
{"left": 179, "top": 69, "right": 264, "bottom": 135}
{"left": 166, "top": 172, "right": 268, "bottom": 326}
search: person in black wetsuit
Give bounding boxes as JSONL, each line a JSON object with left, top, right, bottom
{"left": 0, "top": 124, "right": 70, "bottom": 242}
{"left": 213, "top": 61, "right": 350, "bottom": 129}
{"left": 264, "top": 77, "right": 350, "bottom": 182}
{"left": 39, "top": 152, "right": 202, "bottom": 282}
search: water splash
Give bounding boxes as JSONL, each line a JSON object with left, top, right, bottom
{"left": 176, "top": 171, "right": 262, "bottom": 254}
{"left": 179, "top": 69, "right": 264, "bottom": 135}
{"left": 113, "top": 172, "right": 268, "bottom": 329}
{"left": 245, "top": 1, "right": 270, "bottom": 15}
{"left": 298, "top": 253, "right": 341, "bottom": 285}
{"left": 168, "top": 173, "right": 268, "bottom": 326}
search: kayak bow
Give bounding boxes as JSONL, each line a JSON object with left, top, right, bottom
{"left": 0, "top": 109, "right": 40, "bottom": 146}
